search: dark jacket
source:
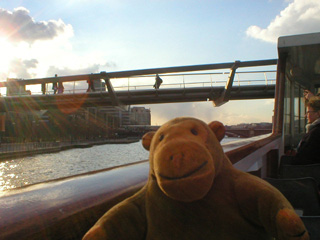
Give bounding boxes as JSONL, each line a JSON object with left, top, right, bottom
{"left": 292, "top": 121, "right": 320, "bottom": 165}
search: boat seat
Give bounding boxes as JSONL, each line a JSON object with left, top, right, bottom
{"left": 263, "top": 177, "right": 320, "bottom": 216}
{"left": 301, "top": 216, "right": 320, "bottom": 240}
{"left": 279, "top": 163, "right": 320, "bottom": 186}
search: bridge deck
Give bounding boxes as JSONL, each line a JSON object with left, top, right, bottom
{"left": 0, "top": 84, "right": 275, "bottom": 111}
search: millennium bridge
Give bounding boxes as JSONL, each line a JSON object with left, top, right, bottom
{"left": 0, "top": 59, "right": 277, "bottom": 112}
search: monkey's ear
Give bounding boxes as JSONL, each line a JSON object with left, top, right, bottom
{"left": 142, "top": 131, "right": 155, "bottom": 151}
{"left": 208, "top": 121, "right": 225, "bottom": 142}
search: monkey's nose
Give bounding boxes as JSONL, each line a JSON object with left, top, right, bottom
{"left": 170, "top": 152, "right": 184, "bottom": 168}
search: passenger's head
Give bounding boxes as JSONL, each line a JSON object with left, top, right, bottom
{"left": 306, "top": 97, "right": 320, "bottom": 123}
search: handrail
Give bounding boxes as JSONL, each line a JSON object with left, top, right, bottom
{"left": 227, "top": 133, "right": 281, "bottom": 164}
{"left": 0, "top": 161, "right": 149, "bottom": 240}
{"left": 128, "top": 70, "right": 277, "bottom": 78}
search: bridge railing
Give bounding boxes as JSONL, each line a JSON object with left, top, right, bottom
{"left": 111, "top": 70, "right": 276, "bottom": 91}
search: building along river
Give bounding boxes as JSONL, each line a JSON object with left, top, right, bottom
{"left": 0, "top": 137, "right": 242, "bottom": 191}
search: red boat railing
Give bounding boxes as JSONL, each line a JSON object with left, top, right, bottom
{"left": 0, "top": 134, "right": 281, "bottom": 240}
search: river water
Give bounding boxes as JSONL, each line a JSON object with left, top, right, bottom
{"left": 0, "top": 138, "right": 240, "bottom": 191}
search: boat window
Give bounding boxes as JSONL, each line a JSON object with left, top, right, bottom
{"left": 284, "top": 79, "right": 306, "bottom": 149}
{"left": 299, "top": 87, "right": 306, "bottom": 134}
{"left": 294, "top": 86, "right": 300, "bottom": 134}
{"left": 284, "top": 78, "right": 291, "bottom": 138}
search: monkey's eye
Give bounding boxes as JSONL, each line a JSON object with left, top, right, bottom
{"left": 191, "top": 128, "right": 198, "bottom": 136}
{"left": 159, "top": 134, "right": 164, "bottom": 141}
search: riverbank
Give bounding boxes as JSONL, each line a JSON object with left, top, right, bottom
{"left": 0, "top": 138, "right": 140, "bottom": 161}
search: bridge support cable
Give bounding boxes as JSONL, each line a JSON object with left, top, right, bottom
{"left": 41, "top": 83, "right": 46, "bottom": 95}
{"left": 101, "top": 71, "right": 122, "bottom": 107}
{"left": 213, "top": 61, "right": 240, "bottom": 107}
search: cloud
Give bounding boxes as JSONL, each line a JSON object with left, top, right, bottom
{"left": 146, "top": 99, "right": 274, "bottom": 126}
{"left": 147, "top": 102, "right": 202, "bottom": 125}
{"left": 246, "top": 0, "right": 320, "bottom": 43}
{"left": 46, "top": 65, "right": 101, "bottom": 77}
{"left": 0, "top": 6, "right": 112, "bottom": 84}
{"left": 0, "top": 7, "right": 73, "bottom": 44}
{"left": 0, "top": 72, "right": 6, "bottom": 80}
{"left": 23, "top": 59, "right": 38, "bottom": 69}
{"left": 8, "top": 58, "right": 39, "bottom": 79}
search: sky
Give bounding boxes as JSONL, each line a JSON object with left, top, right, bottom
{"left": 0, "top": 0, "right": 319, "bottom": 125}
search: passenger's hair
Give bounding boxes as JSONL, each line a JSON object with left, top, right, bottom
{"left": 307, "top": 96, "right": 320, "bottom": 111}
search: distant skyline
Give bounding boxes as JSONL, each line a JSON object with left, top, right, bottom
{"left": 0, "top": 0, "right": 319, "bottom": 125}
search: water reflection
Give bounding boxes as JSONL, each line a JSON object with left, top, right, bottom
{"left": 0, "top": 162, "right": 20, "bottom": 191}
{"left": 0, "top": 141, "right": 149, "bottom": 191}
